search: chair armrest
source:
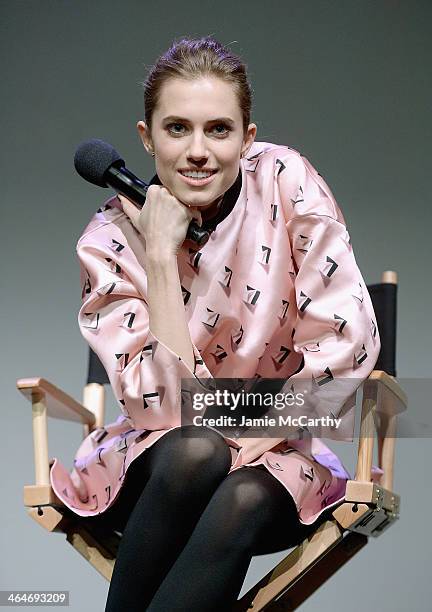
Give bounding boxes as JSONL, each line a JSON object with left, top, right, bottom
{"left": 367, "top": 370, "right": 407, "bottom": 414}
{"left": 333, "top": 375, "right": 403, "bottom": 536}
{"left": 17, "top": 377, "right": 96, "bottom": 427}
{"left": 17, "top": 378, "right": 100, "bottom": 488}
{"left": 354, "top": 370, "right": 406, "bottom": 491}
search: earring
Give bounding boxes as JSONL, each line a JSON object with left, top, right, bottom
{"left": 150, "top": 151, "right": 155, "bottom": 157}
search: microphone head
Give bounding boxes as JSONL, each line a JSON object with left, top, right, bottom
{"left": 74, "top": 138, "right": 125, "bottom": 187}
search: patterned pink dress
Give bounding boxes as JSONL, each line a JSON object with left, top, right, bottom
{"left": 50, "top": 141, "right": 383, "bottom": 526}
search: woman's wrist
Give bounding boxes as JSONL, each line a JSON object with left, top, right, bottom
{"left": 144, "top": 247, "right": 195, "bottom": 371}
{"left": 145, "top": 247, "right": 178, "bottom": 268}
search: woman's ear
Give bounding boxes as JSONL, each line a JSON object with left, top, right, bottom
{"left": 137, "top": 121, "right": 154, "bottom": 155}
{"left": 241, "top": 122, "right": 257, "bottom": 158}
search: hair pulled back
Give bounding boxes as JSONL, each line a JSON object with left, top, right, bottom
{"left": 142, "top": 36, "right": 252, "bottom": 134}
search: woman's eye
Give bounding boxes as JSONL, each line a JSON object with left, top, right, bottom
{"left": 213, "top": 124, "right": 229, "bottom": 135}
{"left": 167, "top": 123, "right": 230, "bottom": 136}
{"left": 168, "top": 123, "right": 185, "bottom": 134}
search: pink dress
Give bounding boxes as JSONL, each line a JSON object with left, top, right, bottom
{"left": 50, "top": 141, "right": 383, "bottom": 526}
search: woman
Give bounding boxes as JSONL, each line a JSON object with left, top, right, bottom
{"left": 50, "top": 36, "right": 382, "bottom": 611}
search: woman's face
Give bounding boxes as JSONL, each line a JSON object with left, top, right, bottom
{"left": 137, "top": 76, "right": 257, "bottom": 211}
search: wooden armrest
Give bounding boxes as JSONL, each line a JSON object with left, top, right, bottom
{"left": 366, "top": 370, "right": 407, "bottom": 415}
{"left": 354, "top": 370, "right": 406, "bottom": 490}
{"left": 17, "top": 378, "right": 104, "bottom": 488}
{"left": 17, "top": 377, "right": 95, "bottom": 427}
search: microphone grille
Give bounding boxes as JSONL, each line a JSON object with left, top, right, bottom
{"left": 74, "top": 138, "right": 124, "bottom": 187}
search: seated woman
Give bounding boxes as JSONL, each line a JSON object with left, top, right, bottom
{"left": 50, "top": 35, "right": 381, "bottom": 611}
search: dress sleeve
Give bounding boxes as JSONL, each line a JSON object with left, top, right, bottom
{"left": 277, "top": 152, "right": 381, "bottom": 440}
{"left": 76, "top": 228, "right": 213, "bottom": 431}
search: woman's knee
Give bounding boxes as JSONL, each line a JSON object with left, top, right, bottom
{"left": 147, "top": 426, "right": 232, "bottom": 490}
{"left": 221, "top": 468, "right": 308, "bottom": 554}
{"left": 194, "top": 468, "right": 280, "bottom": 553}
{"left": 221, "top": 468, "right": 275, "bottom": 520}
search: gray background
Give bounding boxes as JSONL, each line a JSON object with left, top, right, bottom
{"left": 2, "top": 1, "right": 431, "bottom": 610}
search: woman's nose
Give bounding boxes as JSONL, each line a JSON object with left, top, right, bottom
{"left": 187, "top": 133, "right": 209, "bottom": 160}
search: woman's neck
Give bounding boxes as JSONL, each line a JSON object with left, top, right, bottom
{"left": 200, "top": 194, "right": 224, "bottom": 222}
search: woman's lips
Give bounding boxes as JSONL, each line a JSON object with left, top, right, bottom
{"left": 177, "top": 170, "right": 218, "bottom": 186}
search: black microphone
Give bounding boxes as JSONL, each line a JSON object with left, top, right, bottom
{"left": 74, "top": 138, "right": 210, "bottom": 246}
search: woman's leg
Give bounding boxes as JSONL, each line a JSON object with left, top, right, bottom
{"left": 146, "top": 465, "right": 322, "bottom": 612}
{"left": 100, "top": 425, "right": 233, "bottom": 612}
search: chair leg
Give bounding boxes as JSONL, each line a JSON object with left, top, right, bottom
{"left": 65, "top": 522, "right": 120, "bottom": 582}
{"left": 233, "top": 519, "right": 367, "bottom": 612}
{"left": 251, "top": 531, "right": 367, "bottom": 611}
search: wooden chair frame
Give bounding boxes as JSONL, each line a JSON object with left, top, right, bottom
{"left": 17, "top": 271, "right": 405, "bottom": 611}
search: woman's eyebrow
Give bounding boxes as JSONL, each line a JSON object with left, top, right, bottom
{"left": 162, "top": 115, "right": 236, "bottom": 125}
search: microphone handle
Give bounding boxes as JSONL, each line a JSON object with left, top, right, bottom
{"left": 106, "top": 165, "right": 210, "bottom": 247}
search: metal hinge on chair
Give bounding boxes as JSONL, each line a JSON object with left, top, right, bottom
{"left": 332, "top": 480, "right": 400, "bottom": 538}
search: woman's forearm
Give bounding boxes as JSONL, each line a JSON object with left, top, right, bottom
{"left": 145, "top": 253, "right": 195, "bottom": 372}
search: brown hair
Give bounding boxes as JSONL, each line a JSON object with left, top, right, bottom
{"left": 141, "top": 36, "right": 252, "bottom": 134}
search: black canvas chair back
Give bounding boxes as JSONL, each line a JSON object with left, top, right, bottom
{"left": 87, "top": 347, "right": 110, "bottom": 385}
{"left": 367, "top": 281, "right": 397, "bottom": 377}
{"left": 86, "top": 279, "right": 397, "bottom": 385}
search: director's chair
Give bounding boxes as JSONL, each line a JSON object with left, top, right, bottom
{"left": 17, "top": 270, "right": 406, "bottom": 611}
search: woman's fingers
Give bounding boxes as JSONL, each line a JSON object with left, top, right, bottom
{"left": 119, "top": 192, "right": 203, "bottom": 230}
{"left": 118, "top": 195, "right": 141, "bottom": 231}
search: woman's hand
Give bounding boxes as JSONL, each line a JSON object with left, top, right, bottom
{"left": 118, "top": 185, "right": 202, "bottom": 258}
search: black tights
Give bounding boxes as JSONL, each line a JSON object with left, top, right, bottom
{"left": 84, "top": 426, "right": 324, "bottom": 611}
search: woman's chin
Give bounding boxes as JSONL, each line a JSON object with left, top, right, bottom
{"left": 180, "top": 198, "right": 213, "bottom": 210}
{"left": 175, "top": 186, "right": 221, "bottom": 210}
